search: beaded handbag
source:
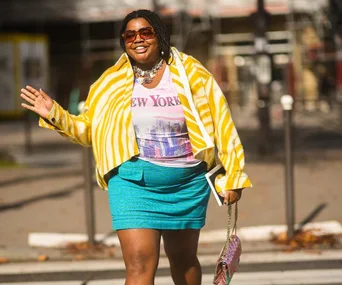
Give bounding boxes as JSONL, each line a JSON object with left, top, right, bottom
{"left": 213, "top": 202, "right": 241, "bottom": 285}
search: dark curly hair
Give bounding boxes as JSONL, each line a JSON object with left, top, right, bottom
{"left": 119, "top": 9, "right": 173, "bottom": 64}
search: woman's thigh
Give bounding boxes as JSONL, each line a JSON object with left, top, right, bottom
{"left": 162, "top": 229, "right": 200, "bottom": 262}
{"left": 117, "top": 229, "right": 162, "bottom": 275}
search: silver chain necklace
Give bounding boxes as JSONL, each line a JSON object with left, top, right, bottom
{"left": 132, "top": 58, "right": 164, "bottom": 85}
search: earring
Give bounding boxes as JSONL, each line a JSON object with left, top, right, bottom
{"left": 161, "top": 50, "right": 165, "bottom": 56}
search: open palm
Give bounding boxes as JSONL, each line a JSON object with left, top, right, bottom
{"left": 20, "top": 85, "right": 54, "bottom": 119}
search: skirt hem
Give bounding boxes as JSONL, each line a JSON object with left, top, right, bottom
{"left": 113, "top": 219, "right": 205, "bottom": 231}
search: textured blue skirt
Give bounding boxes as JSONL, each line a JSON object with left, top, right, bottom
{"left": 107, "top": 158, "right": 210, "bottom": 230}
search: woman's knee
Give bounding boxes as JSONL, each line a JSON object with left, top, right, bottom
{"left": 163, "top": 230, "right": 199, "bottom": 257}
{"left": 117, "top": 229, "right": 161, "bottom": 278}
{"left": 125, "top": 249, "right": 159, "bottom": 277}
{"left": 167, "top": 249, "right": 199, "bottom": 268}
{"left": 162, "top": 229, "right": 201, "bottom": 270}
{"left": 163, "top": 240, "right": 199, "bottom": 268}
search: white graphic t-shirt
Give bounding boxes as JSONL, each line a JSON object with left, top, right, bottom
{"left": 131, "top": 65, "right": 201, "bottom": 167}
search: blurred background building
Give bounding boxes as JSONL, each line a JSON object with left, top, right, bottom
{"left": 0, "top": 0, "right": 341, "bottom": 152}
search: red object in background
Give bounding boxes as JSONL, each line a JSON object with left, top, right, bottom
{"left": 308, "top": 48, "right": 319, "bottom": 61}
{"left": 287, "top": 61, "right": 295, "bottom": 98}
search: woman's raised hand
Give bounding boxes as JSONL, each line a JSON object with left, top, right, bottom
{"left": 20, "top": 85, "right": 54, "bottom": 119}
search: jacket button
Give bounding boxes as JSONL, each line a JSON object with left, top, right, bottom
{"left": 51, "top": 118, "right": 56, "bottom": 122}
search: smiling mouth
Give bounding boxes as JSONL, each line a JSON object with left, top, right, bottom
{"left": 134, "top": 46, "right": 148, "bottom": 53}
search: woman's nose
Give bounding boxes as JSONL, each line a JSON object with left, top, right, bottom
{"left": 134, "top": 34, "right": 144, "bottom": 43}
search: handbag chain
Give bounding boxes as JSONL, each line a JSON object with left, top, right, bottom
{"left": 221, "top": 201, "right": 238, "bottom": 256}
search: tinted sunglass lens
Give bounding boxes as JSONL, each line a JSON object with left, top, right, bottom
{"left": 140, "top": 29, "right": 154, "bottom": 39}
{"left": 123, "top": 28, "right": 155, "bottom": 43}
{"left": 124, "top": 31, "right": 136, "bottom": 42}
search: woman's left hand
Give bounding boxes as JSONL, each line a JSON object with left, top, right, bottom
{"left": 220, "top": 189, "right": 242, "bottom": 205}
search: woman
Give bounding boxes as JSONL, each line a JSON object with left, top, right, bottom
{"left": 20, "top": 9, "right": 252, "bottom": 285}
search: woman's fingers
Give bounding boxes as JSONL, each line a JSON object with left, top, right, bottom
{"left": 223, "top": 190, "right": 242, "bottom": 205}
{"left": 223, "top": 190, "right": 231, "bottom": 205}
{"left": 25, "top": 85, "right": 40, "bottom": 96}
{"left": 20, "top": 85, "right": 50, "bottom": 117}
{"left": 21, "top": 102, "right": 36, "bottom": 112}
{"left": 39, "top": 88, "right": 49, "bottom": 99}
{"left": 20, "top": 93, "right": 36, "bottom": 106}
{"left": 20, "top": 88, "right": 37, "bottom": 101}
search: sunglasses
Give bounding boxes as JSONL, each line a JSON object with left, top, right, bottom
{"left": 121, "top": 27, "right": 156, "bottom": 44}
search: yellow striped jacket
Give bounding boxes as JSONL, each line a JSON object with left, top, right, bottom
{"left": 39, "top": 47, "right": 252, "bottom": 192}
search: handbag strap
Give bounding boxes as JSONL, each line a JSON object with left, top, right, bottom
{"left": 229, "top": 201, "right": 238, "bottom": 236}
{"left": 221, "top": 201, "right": 238, "bottom": 255}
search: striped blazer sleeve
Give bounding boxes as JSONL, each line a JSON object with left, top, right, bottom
{"left": 201, "top": 65, "right": 252, "bottom": 192}
{"left": 38, "top": 84, "right": 96, "bottom": 147}
{"left": 38, "top": 57, "right": 126, "bottom": 148}
{"left": 38, "top": 100, "right": 92, "bottom": 147}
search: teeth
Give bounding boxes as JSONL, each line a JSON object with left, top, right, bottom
{"left": 136, "top": 47, "right": 145, "bottom": 50}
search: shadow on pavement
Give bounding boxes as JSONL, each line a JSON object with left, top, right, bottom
{"left": 0, "top": 183, "right": 83, "bottom": 212}
{"left": 0, "top": 170, "right": 82, "bottom": 188}
{"left": 296, "top": 203, "right": 328, "bottom": 233}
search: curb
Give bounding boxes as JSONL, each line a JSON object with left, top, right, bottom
{"left": 27, "top": 221, "right": 342, "bottom": 248}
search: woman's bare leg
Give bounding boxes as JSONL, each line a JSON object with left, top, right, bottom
{"left": 117, "top": 229, "right": 162, "bottom": 285}
{"left": 162, "top": 229, "right": 201, "bottom": 285}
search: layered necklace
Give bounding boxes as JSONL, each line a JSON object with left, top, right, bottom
{"left": 132, "top": 58, "right": 164, "bottom": 85}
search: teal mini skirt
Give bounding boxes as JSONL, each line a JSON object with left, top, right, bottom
{"left": 107, "top": 158, "right": 210, "bottom": 231}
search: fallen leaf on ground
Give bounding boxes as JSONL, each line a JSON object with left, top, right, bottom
{"left": 65, "top": 241, "right": 114, "bottom": 255}
{"left": 107, "top": 247, "right": 117, "bottom": 258}
{"left": 37, "top": 255, "right": 49, "bottom": 262}
{"left": 0, "top": 257, "right": 9, "bottom": 264}
{"left": 271, "top": 229, "right": 338, "bottom": 251}
{"left": 74, "top": 255, "right": 85, "bottom": 261}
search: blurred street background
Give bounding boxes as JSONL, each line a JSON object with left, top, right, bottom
{"left": 1, "top": 0, "right": 342, "bottom": 284}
